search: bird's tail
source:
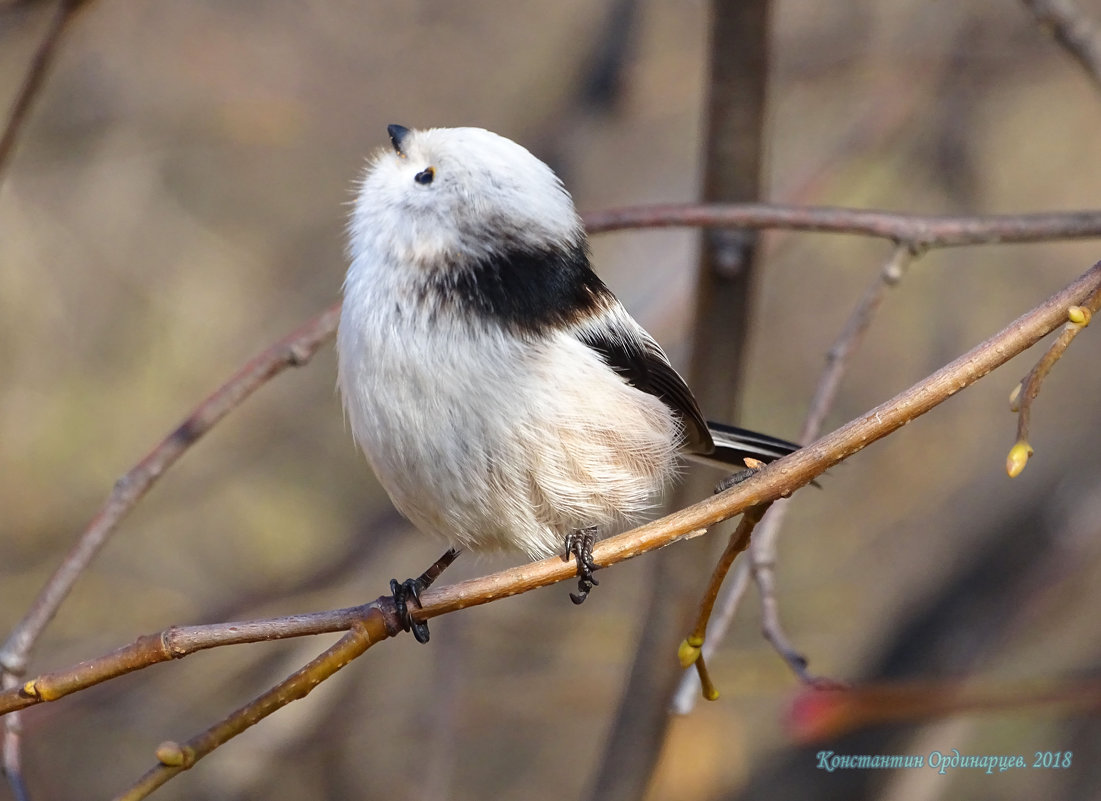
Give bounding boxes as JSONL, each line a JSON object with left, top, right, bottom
{"left": 686, "top": 420, "right": 801, "bottom": 470}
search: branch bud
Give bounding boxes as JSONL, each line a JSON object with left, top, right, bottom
{"left": 1006, "top": 440, "right": 1034, "bottom": 478}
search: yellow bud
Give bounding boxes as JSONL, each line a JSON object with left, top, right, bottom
{"left": 678, "top": 639, "right": 701, "bottom": 668}
{"left": 155, "top": 741, "right": 186, "bottom": 766}
{"left": 1067, "top": 306, "right": 1090, "bottom": 326}
{"left": 1006, "top": 440, "right": 1033, "bottom": 478}
{"left": 704, "top": 685, "right": 720, "bottom": 702}
{"left": 21, "top": 680, "right": 38, "bottom": 699}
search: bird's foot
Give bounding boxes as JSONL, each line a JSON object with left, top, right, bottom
{"left": 388, "top": 547, "right": 460, "bottom": 644}
{"left": 389, "top": 577, "right": 430, "bottom": 643}
{"left": 563, "top": 527, "right": 599, "bottom": 604}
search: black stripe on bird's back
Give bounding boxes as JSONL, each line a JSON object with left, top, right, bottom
{"left": 432, "top": 239, "right": 614, "bottom": 334}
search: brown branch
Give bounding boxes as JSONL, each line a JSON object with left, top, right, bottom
{"left": 1022, "top": 0, "right": 1101, "bottom": 91}
{"left": 0, "top": 0, "right": 92, "bottom": 184}
{"left": 584, "top": 204, "right": 1101, "bottom": 246}
{"left": 113, "top": 610, "right": 389, "bottom": 801}
{"left": 3, "top": 260, "right": 1098, "bottom": 726}
{"left": 1, "top": 602, "right": 381, "bottom": 714}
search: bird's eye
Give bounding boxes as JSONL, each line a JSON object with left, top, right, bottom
{"left": 414, "top": 167, "right": 435, "bottom": 185}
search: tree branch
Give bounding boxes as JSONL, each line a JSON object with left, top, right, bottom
{"left": 8, "top": 205, "right": 1097, "bottom": 696}
{"left": 1008, "top": 287, "right": 1101, "bottom": 475}
{"left": 0, "top": 0, "right": 93, "bottom": 183}
{"left": 3, "top": 259, "right": 1097, "bottom": 728}
{"left": 675, "top": 243, "right": 917, "bottom": 707}
{"left": 1022, "top": 0, "right": 1101, "bottom": 91}
{"left": 113, "top": 611, "right": 389, "bottom": 801}
{"left": 584, "top": 204, "right": 1101, "bottom": 245}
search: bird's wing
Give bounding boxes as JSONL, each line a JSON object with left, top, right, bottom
{"left": 572, "top": 310, "right": 714, "bottom": 454}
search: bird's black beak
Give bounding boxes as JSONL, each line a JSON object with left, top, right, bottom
{"left": 387, "top": 124, "right": 411, "bottom": 156}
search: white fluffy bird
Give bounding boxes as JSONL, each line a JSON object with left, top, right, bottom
{"left": 337, "top": 125, "right": 798, "bottom": 641}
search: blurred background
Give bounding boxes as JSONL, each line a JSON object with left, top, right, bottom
{"left": 2, "top": 1, "right": 1100, "bottom": 799}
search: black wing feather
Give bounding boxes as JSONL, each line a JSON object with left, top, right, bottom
{"left": 575, "top": 321, "right": 713, "bottom": 453}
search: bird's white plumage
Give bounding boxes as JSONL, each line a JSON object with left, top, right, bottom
{"left": 338, "top": 127, "right": 683, "bottom": 557}
{"left": 347, "top": 127, "right": 580, "bottom": 270}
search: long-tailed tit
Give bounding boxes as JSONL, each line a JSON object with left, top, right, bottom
{"left": 337, "top": 125, "right": 799, "bottom": 641}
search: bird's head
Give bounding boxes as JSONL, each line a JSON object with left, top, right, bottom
{"left": 348, "top": 125, "right": 584, "bottom": 270}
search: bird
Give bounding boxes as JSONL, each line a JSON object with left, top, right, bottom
{"left": 337, "top": 124, "right": 799, "bottom": 642}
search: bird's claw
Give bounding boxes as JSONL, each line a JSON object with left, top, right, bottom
{"left": 564, "top": 528, "right": 599, "bottom": 604}
{"left": 390, "top": 576, "right": 432, "bottom": 643}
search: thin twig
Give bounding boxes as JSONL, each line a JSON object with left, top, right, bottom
{"left": 753, "top": 242, "right": 919, "bottom": 681}
{"left": 1, "top": 602, "right": 382, "bottom": 714}
{"left": 0, "top": 0, "right": 92, "bottom": 184}
{"left": 112, "top": 610, "right": 389, "bottom": 801}
{"left": 679, "top": 502, "right": 772, "bottom": 701}
{"left": 1008, "top": 283, "right": 1101, "bottom": 475}
{"left": 584, "top": 204, "right": 1101, "bottom": 246}
{"left": 799, "top": 243, "right": 919, "bottom": 443}
{"left": 670, "top": 555, "right": 752, "bottom": 713}
{"left": 2, "top": 4, "right": 94, "bottom": 779}
{"left": 688, "top": 507, "right": 771, "bottom": 647}
{"left": 2, "top": 260, "right": 1098, "bottom": 726}
{"left": 672, "top": 243, "right": 918, "bottom": 707}
{"left": 0, "top": 303, "right": 341, "bottom": 679}
{"left": 1022, "top": 0, "right": 1101, "bottom": 91}
{"left": 0, "top": 675, "right": 28, "bottom": 801}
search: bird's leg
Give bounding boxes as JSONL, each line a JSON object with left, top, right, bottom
{"left": 389, "top": 547, "right": 461, "bottom": 644}
{"left": 563, "top": 527, "right": 599, "bottom": 604}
